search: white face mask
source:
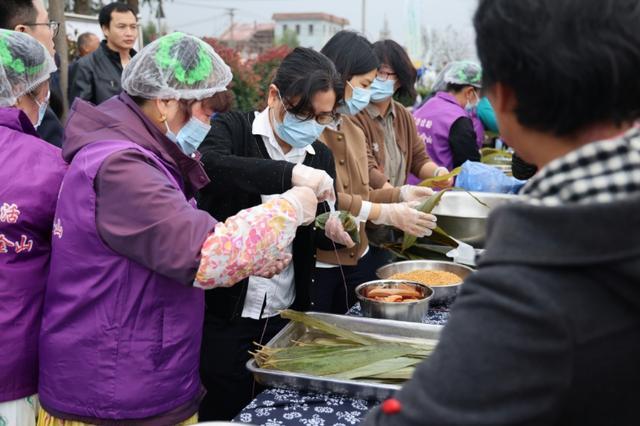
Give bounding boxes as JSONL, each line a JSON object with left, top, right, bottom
{"left": 465, "top": 91, "right": 480, "bottom": 114}
{"left": 31, "top": 90, "right": 50, "bottom": 129}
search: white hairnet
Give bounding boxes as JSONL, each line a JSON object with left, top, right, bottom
{"left": 0, "top": 30, "right": 56, "bottom": 107}
{"left": 432, "top": 61, "right": 482, "bottom": 93}
{"left": 122, "top": 32, "right": 232, "bottom": 101}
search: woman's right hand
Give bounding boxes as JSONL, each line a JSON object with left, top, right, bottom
{"left": 372, "top": 203, "right": 437, "bottom": 237}
{"left": 291, "top": 164, "right": 336, "bottom": 204}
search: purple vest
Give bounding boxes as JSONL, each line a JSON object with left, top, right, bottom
{"left": 39, "top": 140, "right": 204, "bottom": 420}
{"left": 413, "top": 92, "right": 485, "bottom": 172}
{"left": 0, "top": 108, "right": 66, "bottom": 402}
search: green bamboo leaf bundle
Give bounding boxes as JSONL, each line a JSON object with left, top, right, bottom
{"left": 315, "top": 211, "right": 360, "bottom": 244}
{"left": 252, "top": 311, "right": 437, "bottom": 385}
{"left": 402, "top": 188, "right": 454, "bottom": 251}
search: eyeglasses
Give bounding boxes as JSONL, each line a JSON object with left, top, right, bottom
{"left": 376, "top": 70, "right": 397, "bottom": 82}
{"left": 278, "top": 92, "right": 338, "bottom": 126}
{"left": 25, "top": 21, "right": 60, "bottom": 37}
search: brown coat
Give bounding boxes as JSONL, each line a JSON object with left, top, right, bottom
{"left": 318, "top": 118, "right": 401, "bottom": 265}
{"left": 350, "top": 100, "right": 431, "bottom": 189}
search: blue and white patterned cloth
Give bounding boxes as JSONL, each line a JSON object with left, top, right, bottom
{"left": 233, "top": 302, "right": 451, "bottom": 425}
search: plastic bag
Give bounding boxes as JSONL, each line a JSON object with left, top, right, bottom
{"left": 456, "top": 161, "right": 525, "bottom": 194}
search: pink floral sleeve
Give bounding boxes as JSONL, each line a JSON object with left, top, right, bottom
{"left": 194, "top": 198, "right": 298, "bottom": 289}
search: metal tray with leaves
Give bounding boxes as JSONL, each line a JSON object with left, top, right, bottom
{"left": 246, "top": 312, "right": 442, "bottom": 400}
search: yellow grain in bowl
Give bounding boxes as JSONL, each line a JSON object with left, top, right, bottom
{"left": 389, "top": 270, "right": 462, "bottom": 287}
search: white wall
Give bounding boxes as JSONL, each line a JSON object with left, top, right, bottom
{"left": 274, "top": 19, "right": 344, "bottom": 51}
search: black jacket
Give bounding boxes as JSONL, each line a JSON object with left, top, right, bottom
{"left": 197, "top": 111, "right": 338, "bottom": 320}
{"left": 69, "top": 41, "right": 136, "bottom": 106}
{"left": 364, "top": 196, "right": 640, "bottom": 426}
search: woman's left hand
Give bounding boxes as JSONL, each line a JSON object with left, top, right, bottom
{"left": 399, "top": 185, "right": 434, "bottom": 203}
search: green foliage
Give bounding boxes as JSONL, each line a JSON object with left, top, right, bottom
{"left": 276, "top": 28, "right": 300, "bottom": 48}
{"left": 203, "top": 38, "right": 292, "bottom": 111}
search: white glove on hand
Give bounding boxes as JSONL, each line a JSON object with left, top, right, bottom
{"left": 291, "top": 164, "right": 336, "bottom": 204}
{"left": 280, "top": 186, "right": 318, "bottom": 226}
{"left": 372, "top": 203, "right": 437, "bottom": 237}
{"left": 324, "top": 212, "right": 356, "bottom": 248}
{"left": 253, "top": 253, "right": 292, "bottom": 278}
{"left": 400, "top": 185, "right": 434, "bottom": 203}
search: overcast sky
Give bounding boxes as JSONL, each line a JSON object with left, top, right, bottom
{"left": 140, "top": 0, "right": 478, "bottom": 47}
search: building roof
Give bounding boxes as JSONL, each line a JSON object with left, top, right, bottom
{"left": 272, "top": 12, "right": 349, "bottom": 26}
{"left": 219, "top": 22, "right": 275, "bottom": 42}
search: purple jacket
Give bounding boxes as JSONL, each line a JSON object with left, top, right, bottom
{"left": 413, "top": 92, "right": 485, "bottom": 171}
{"left": 39, "top": 94, "right": 215, "bottom": 423}
{"left": 0, "top": 108, "right": 66, "bottom": 402}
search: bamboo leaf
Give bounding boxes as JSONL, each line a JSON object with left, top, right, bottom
{"left": 262, "top": 344, "right": 418, "bottom": 376}
{"left": 279, "top": 310, "right": 377, "bottom": 345}
{"left": 329, "top": 357, "right": 421, "bottom": 380}
{"left": 418, "top": 167, "right": 462, "bottom": 188}
{"left": 401, "top": 188, "right": 454, "bottom": 251}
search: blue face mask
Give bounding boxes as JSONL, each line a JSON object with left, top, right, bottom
{"left": 32, "top": 90, "right": 49, "bottom": 129}
{"left": 370, "top": 78, "right": 396, "bottom": 102}
{"left": 273, "top": 108, "right": 326, "bottom": 149}
{"left": 165, "top": 117, "right": 211, "bottom": 155}
{"left": 336, "top": 81, "right": 371, "bottom": 115}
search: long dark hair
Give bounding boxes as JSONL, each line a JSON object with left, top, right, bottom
{"left": 373, "top": 39, "right": 417, "bottom": 103}
{"left": 320, "top": 31, "right": 379, "bottom": 83}
{"left": 272, "top": 47, "right": 343, "bottom": 119}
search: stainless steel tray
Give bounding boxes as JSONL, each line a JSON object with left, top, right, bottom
{"left": 246, "top": 312, "right": 442, "bottom": 400}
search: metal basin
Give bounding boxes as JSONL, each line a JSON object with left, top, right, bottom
{"left": 355, "top": 280, "right": 433, "bottom": 323}
{"left": 431, "top": 192, "right": 517, "bottom": 247}
{"left": 376, "top": 260, "right": 474, "bottom": 305}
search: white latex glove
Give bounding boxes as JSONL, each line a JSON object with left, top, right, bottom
{"left": 324, "top": 212, "right": 356, "bottom": 248}
{"left": 280, "top": 186, "right": 318, "bottom": 226}
{"left": 400, "top": 185, "right": 434, "bottom": 203}
{"left": 253, "top": 253, "right": 292, "bottom": 278}
{"left": 372, "top": 203, "right": 437, "bottom": 237}
{"left": 291, "top": 164, "right": 336, "bottom": 204}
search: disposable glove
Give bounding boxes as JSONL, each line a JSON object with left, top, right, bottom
{"left": 291, "top": 164, "right": 336, "bottom": 204}
{"left": 324, "top": 211, "right": 357, "bottom": 248}
{"left": 372, "top": 203, "right": 437, "bottom": 237}
{"left": 280, "top": 186, "right": 318, "bottom": 226}
{"left": 400, "top": 185, "right": 434, "bottom": 203}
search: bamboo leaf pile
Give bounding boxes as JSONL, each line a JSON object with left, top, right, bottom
{"left": 252, "top": 310, "right": 437, "bottom": 384}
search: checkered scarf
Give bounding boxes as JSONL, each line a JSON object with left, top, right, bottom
{"left": 522, "top": 125, "right": 640, "bottom": 206}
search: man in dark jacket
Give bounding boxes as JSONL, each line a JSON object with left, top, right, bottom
{"left": 0, "top": 0, "right": 63, "bottom": 147}
{"left": 69, "top": 2, "right": 137, "bottom": 105}
{"left": 364, "top": 1, "right": 640, "bottom": 425}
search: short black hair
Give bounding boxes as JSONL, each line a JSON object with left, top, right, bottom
{"left": 272, "top": 47, "right": 343, "bottom": 119}
{"left": 0, "top": 0, "right": 37, "bottom": 30}
{"left": 474, "top": 0, "right": 640, "bottom": 137}
{"left": 373, "top": 40, "right": 417, "bottom": 102}
{"left": 99, "top": 2, "right": 137, "bottom": 29}
{"left": 77, "top": 32, "right": 97, "bottom": 50}
{"left": 320, "top": 30, "right": 379, "bottom": 83}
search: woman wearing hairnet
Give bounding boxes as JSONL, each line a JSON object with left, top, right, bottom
{"left": 37, "top": 33, "right": 317, "bottom": 426}
{"left": 413, "top": 61, "right": 485, "bottom": 170}
{"left": 0, "top": 30, "right": 65, "bottom": 426}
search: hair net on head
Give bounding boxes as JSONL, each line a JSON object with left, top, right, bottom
{"left": 432, "top": 61, "right": 482, "bottom": 93}
{"left": 122, "top": 32, "right": 232, "bottom": 101}
{"left": 0, "top": 30, "right": 56, "bottom": 107}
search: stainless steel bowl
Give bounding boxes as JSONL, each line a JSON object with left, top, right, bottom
{"left": 431, "top": 192, "right": 517, "bottom": 247}
{"left": 355, "top": 280, "right": 433, "bottom": 323}
{"left": 376, "top": 260, "right": 474, "bottom": 305}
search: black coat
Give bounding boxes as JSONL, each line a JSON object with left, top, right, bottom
{"left": 363, "top": 196, "right": 640, "bottom": 426}
{"left": 197, "top": 110, "right": 338, "bottom": 320}
{"left": 69, "top": 41, "right": 136, "bottom": 106}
